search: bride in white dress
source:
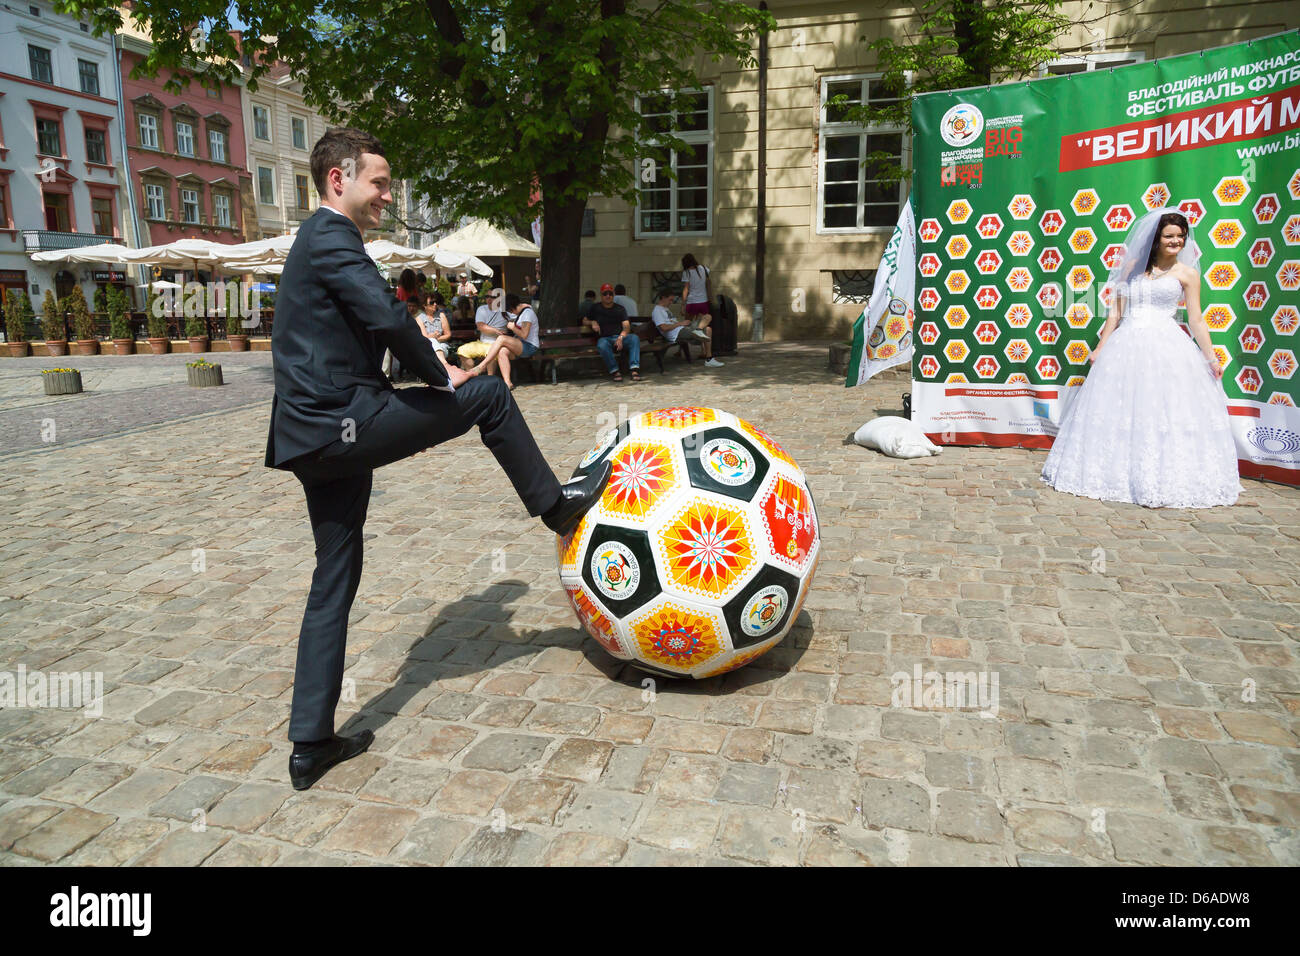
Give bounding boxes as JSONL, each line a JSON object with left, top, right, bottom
{"left": 1041, "top": 208, "right": 1240, "bottom": 508}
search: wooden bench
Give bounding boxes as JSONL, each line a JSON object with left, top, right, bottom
{"left": 529, "top": 320, "right": 673, "bottom": 384}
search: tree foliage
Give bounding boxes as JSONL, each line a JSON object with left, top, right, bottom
{"left": 843, "top": 0, "right": 1073, "bottom": 185}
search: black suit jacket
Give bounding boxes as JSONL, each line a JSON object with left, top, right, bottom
{"left": 264, "top": 207, "right": 451, "bottom": 469}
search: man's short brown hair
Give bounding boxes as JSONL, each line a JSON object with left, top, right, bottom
{"left": 311, "top": 127, "right": 385, "bottom": 196}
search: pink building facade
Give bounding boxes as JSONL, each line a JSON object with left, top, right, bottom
{"left": 119, "top": 35, "right": 253, "bottom": 264}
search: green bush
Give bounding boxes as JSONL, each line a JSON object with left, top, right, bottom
{"left": 3, "top": 288, "right": 25, "bottom": 343}
{"left": 67, "top": 286, "right": 95, "bottom": 341}
{"left": 41, "top": 290, "right": 63, "bottom": 341}
{"left": 146, "top": 289, "right": 168, "bottom": 337}
{"left": 107, "top": 285, "right": 131, "bottom": 340}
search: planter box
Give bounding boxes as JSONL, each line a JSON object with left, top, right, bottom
{"left": 43, "top": 369, "right": 82, "bottom": 395}
{"left": 187, "top": 336, "right": 209, "bottom": 354}
{"left": 147, "top": 337, "right": 169, "bottom": 355}
{"left": 113, "top": 338, "right": 135, "bottom": 356}
{"left": 5, "top": 341, "right": 30, "bottom": 358}
{"left": 829, "top": 342, "right": 852, "bottom": 376}
{"left": 226, "top": 335, "right": 250, "bottom": 352}
{"left": 187, "top": 364, "right": 224, "bottom": 387}
{"left": 45, "top": 340, "right": 68, "bottom": 357}
{"left": 71, "top": 340, "right": 99, "bottom": 356}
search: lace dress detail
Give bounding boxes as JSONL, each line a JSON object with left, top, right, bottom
{"left": 1041, "top": 272, "right": 1240, "bottom": 508}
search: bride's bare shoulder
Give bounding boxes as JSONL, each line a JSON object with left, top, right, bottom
{"left": 1173, "top": 262, "right": 1201, "bottom": 284}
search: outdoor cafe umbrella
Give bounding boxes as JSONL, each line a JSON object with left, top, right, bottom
{"left": 30, "top": 242, "right": 136, "bottom": 265}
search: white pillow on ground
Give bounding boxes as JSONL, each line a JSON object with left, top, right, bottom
{"left": 854, "top": 416, "right": 942, "bottom": 458}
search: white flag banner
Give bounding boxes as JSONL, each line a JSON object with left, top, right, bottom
{"left": 845, "top": 201, "right": 915, "bottom": 387}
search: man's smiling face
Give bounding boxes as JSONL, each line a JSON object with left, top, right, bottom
{"left": 338, "top": 151, "right": 392, "bottom": 231}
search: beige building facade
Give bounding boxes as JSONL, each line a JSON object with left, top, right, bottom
{"left": 240, "top": 63, "right": 328, "bottom": 239}
{"left": 580, "top": 0, "right": 1300, "bottom": 340}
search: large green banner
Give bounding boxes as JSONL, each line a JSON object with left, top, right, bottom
{"left": 911, "top": 31, "right": 1300, "bottom": 485}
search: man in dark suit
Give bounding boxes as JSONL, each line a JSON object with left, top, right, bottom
{"left": 265, "top": 128, "right": 609, "bottom": 790}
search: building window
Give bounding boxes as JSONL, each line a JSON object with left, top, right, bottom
{"left": 635, "top": 88, "right": 713, "bottom": 237}
{"left": 253, "top": 105, "right": 270, "bottom": 141}
{"left": 36, "top": 118, "right": 61, "bottom": 156}
{"left": 28, "top": 45, "right": 53, "bottom": 84}
{"left": 145, "top": 183, "right": 166, "bottom": 220}
{"left": 85, "top": 128, "right": 107, "bottom": 164}
{"left": 291, "top": 116, "right": 306, "bottom": 150}
{"left": 138, "top": 113, "right": 159, "bottom": 149}
{"left": 208, "top": 128, "right": 226, "bottom": 163}
{"left": 257, "top": 166, "right": 275, "bottom": 204}
{"left": 819, "top": 75, "right": 907, "bottom": 232}
{"left": 44, "top": 193, "right": 70, "bottom": 231}
{"left": 176, "top": 121, "right": 195, "bottom": 157}
{"left": 213, "top": 193, "right": 231, "bottom": 227}
{"left": 91, "top": 196, "right": 112, "bottom": 234}
{"left": 1041, "top": 51, "right": 1144, "bottom": 76}
{"left": 181, "top": 187, "right": 199, "bottom": 223}
{"left": 78, "top": 59, "right": 100, "bottom": 96}
{"left": 295, "top": 173, "right": 309, "bottom": 210}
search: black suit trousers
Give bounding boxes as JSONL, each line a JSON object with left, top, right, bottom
{"left": 286, "top": 375, "right": 561, "bottom": 741}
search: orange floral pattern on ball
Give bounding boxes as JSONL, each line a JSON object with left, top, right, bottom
{"left": 659, "top": 500, "right": 755, "bottom": 598}
{"left": 603, "top": 441, "right": 677, "bottom": 519}
{"left": 630, "top": 602, "right": 725, "bottom": 672}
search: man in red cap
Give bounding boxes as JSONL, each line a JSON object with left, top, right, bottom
{"left": 583, "top": 282, "right": 640, "bottom": 382}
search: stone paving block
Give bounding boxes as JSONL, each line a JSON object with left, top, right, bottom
{"left": 717, "top": 809, "right": 801, "bottom": 866}
{"left": 1007, "top": 808, "right": 1095, "bottom": 857}
{"left": 1164, "top": 774, "right": 1234, "bottom": 822}
{"left": 3, "top": 756, "right": 87, "bottom": 796}
{"left": 561, "top": 787, "right": 643, "bottom": 837}
{"left": 260, "top": 792, "right": 352, "bottom": 846}
{"left": 720, "top": 728, "right": 773, "bottom": 764}
{"left": 1074, "top": 771, "right": 1167, "bottom": 814}
{"left": 89, "top": 767, "right": 186, "bottom": 813}
{"left": 802, "top": 823, "right": 892, "bottom": 866}
{"left": 714, "top": 763, "right": 782, "bottom": 807}
{"left": 1229, "top": 785, "right": 1300, "bottom": 827}
{"left": 435, "top": 770, "right": 511, "bottom": 817}
{"left": 12, "top": 807, "right": 117, "bottom": 861}
{"left": 635, "top": 797, "right": 723, "bottom": 852}
{"left": 599, "top": 746, "right": 667, "bottom": 794}
{"left": 399, "top": 817, "right": 477, "bottom": 865}
{"left": 206, "top": 783, "right": 289, "bottom": 833}
{"left": 461, "top": 733, "right": 552, "bottom": 773}
{"left": 66, "top": 817, "right": 170, "bottom": 866}
{"left": 134, "top": 827, "right": 229, "bottom": 866}
{"left": 498, "top": 777, "right": 573, "bottom": 826}
{"left": 544, "top": 738, "right": 614, "bottom": 783}
{"left": 321, "top": 804, "right": 420, "bottom": 857}
{"left": 925, "top": 752, "right": 987, "bottom": 790}
{"left": 593, "top": 714, "right": 654, "bottom": 744}
{"left": 1105, "top": 811, "right": 1197, "bottom": 866}
{"left": 150, "top": 775, "right": 238, "bottom": 822}
{"left": 526, "top": 703, "right": 601, "bottom": 736}
{"left": 393, "top": 723, "right": 477, "bottom": 763}
{"left": 358, "top": 761, "right": 448, "bottom": 808}
{"left": 452, "top": 825, "right": 550, "bottom": 866}
{"left": 40, "top": 761, "right": 133, "bottom": 804}
{"left": 908, "top": 834, "right": 1009, "bottom": 866}
{"left": 0, "top": 803, "right": 62, "bottom": 850}
{"left": 469, "top": 698, "right": 535, "bottom": 728}
{"left": 859, "top": 777, "right": 930, "bottom": 833}
{"left": 644, "top": 718, "right": 729, "bottom": 754}
{"left": 936, "top": 790, "right": 1005, "bottom": 844}
{"left": 204, "top": 839, "right": 282, "bottom": 866}
{"left": 1196, "top": 825, "right": 1278, "bottom": 866}
{"left": 1216, "top": 711, "right": 1298, "bottom": 747}
{"left": 995, "top": 756, "right": 1068, "bottom": 804}
{"left": 541, "top": 831, "right": 628, "bottom": 866}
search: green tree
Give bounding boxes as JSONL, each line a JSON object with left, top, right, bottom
{"left": 107, "top": 285, "right": 132, "bottom": 340}
{"left": 842, "top": 0, "right": 1072, "bottom": 186}
{"left": 67, "top": 286, "right": 95, "bottom": 341}
{"left": 41, "top": 290, "right": 64, "bottom": 342}
{"left": 2, "top": 289, "right": 24, "bottom": 343}
{"left": 63, "top": 1, "right": 774, "bottom": 321}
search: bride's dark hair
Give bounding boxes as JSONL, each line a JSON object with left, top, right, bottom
{"left": 1144, "top": 212, "right": 1188, "bottom": 274}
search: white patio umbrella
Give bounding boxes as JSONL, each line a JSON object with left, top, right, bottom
{"left": 433, "top": 219, "right": 539, "bottom": 258}
{"left": 120, "top": 237, "right": 230, "bottom": 281}
{"left": 30, "top": 242, "right": 136, "bottom": 264}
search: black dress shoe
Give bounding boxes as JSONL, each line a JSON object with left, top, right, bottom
{"left": 288, "top": 730, "right": 375, "bottom": 790}
{"left": 542, "top": 460, "right": 612, "bottom": 537}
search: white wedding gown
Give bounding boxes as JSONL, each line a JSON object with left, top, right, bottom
{"left": 1041, "top": 271, "right": 1240, "bottom": 508}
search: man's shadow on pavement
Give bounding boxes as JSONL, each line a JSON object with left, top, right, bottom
{"left": 339, "top": 578, "right": 811, "bottom": 738}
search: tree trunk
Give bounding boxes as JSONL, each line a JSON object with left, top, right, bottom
{"left": 539, "top": 190, "right": 586, "bottom": 329}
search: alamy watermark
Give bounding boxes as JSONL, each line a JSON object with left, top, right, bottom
{"left": 890, "top": 663, "right": 1000, "bottom": 718}
{"left": 151, "top": 275, "right": 263, "bottom": 329}
{"left": 0, "top": 664, "right": 103, "bottom": 717}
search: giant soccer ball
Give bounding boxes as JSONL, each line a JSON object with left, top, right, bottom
{"left": 556, "top": 406, "right": 820, "bottom": 679}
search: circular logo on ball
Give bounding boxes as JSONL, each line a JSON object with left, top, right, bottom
{"left": 869, "top": 323, "right": 886, "bottom": 348}
{"left": 888, "top": 297, "right": 907, "bottom": 316}
{"left": 580, "top": 429, "right": 617, "bottom": 468}
{"left": 898, "top": 331, "right": 913, "bottom": 352}
{"left": 741, "top": 585, "right": 789, "bottom": 638}
{"left": 590, "top": 541, "right": 640, "bottom": 600}
{"left": 940, "top": 103, "right": 984, "bottom": 147}
{"left": 701, "top": 438, "right": 756, "bottom": 486}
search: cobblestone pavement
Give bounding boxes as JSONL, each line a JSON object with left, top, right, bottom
{"left": 0, "top": 341, "right": 1296, "bottom": 866}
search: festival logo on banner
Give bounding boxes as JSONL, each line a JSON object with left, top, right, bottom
{"left": 910, "top": 32, "right": 1300, "bottom": 483}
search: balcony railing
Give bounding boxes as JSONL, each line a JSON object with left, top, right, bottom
{"left": 22, "top": 230, "right": 117, "bottom": 252}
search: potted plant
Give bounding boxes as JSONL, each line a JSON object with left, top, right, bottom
{"left": 107, "top": 285, "right": 133, "bottom": 355}
{"left": 146, "top": 288, "right": 170, "bottom": 353}
{"left": 3, "top": 288, "right": 30, "bottom": 357}
{"left": 225, "top": 292, "right": 250, "bottom": 351}
{"left": 185, "top": 285, "right": 208, "bottom": 352}
{"left": 41, "top": 366, "right": 83, "bottom": 395}
{"left": 186, "top": 357, "right": 223, "bottom": 387}
{"left": 67, "top": 286, "right": 98, "bottom": 356}
{"left": 40, "top": 290, "right": 66, "bottom": 356}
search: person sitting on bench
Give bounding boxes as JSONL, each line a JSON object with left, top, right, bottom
{"left": 469, "top": 293, "right": 539, "bottom": 392}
